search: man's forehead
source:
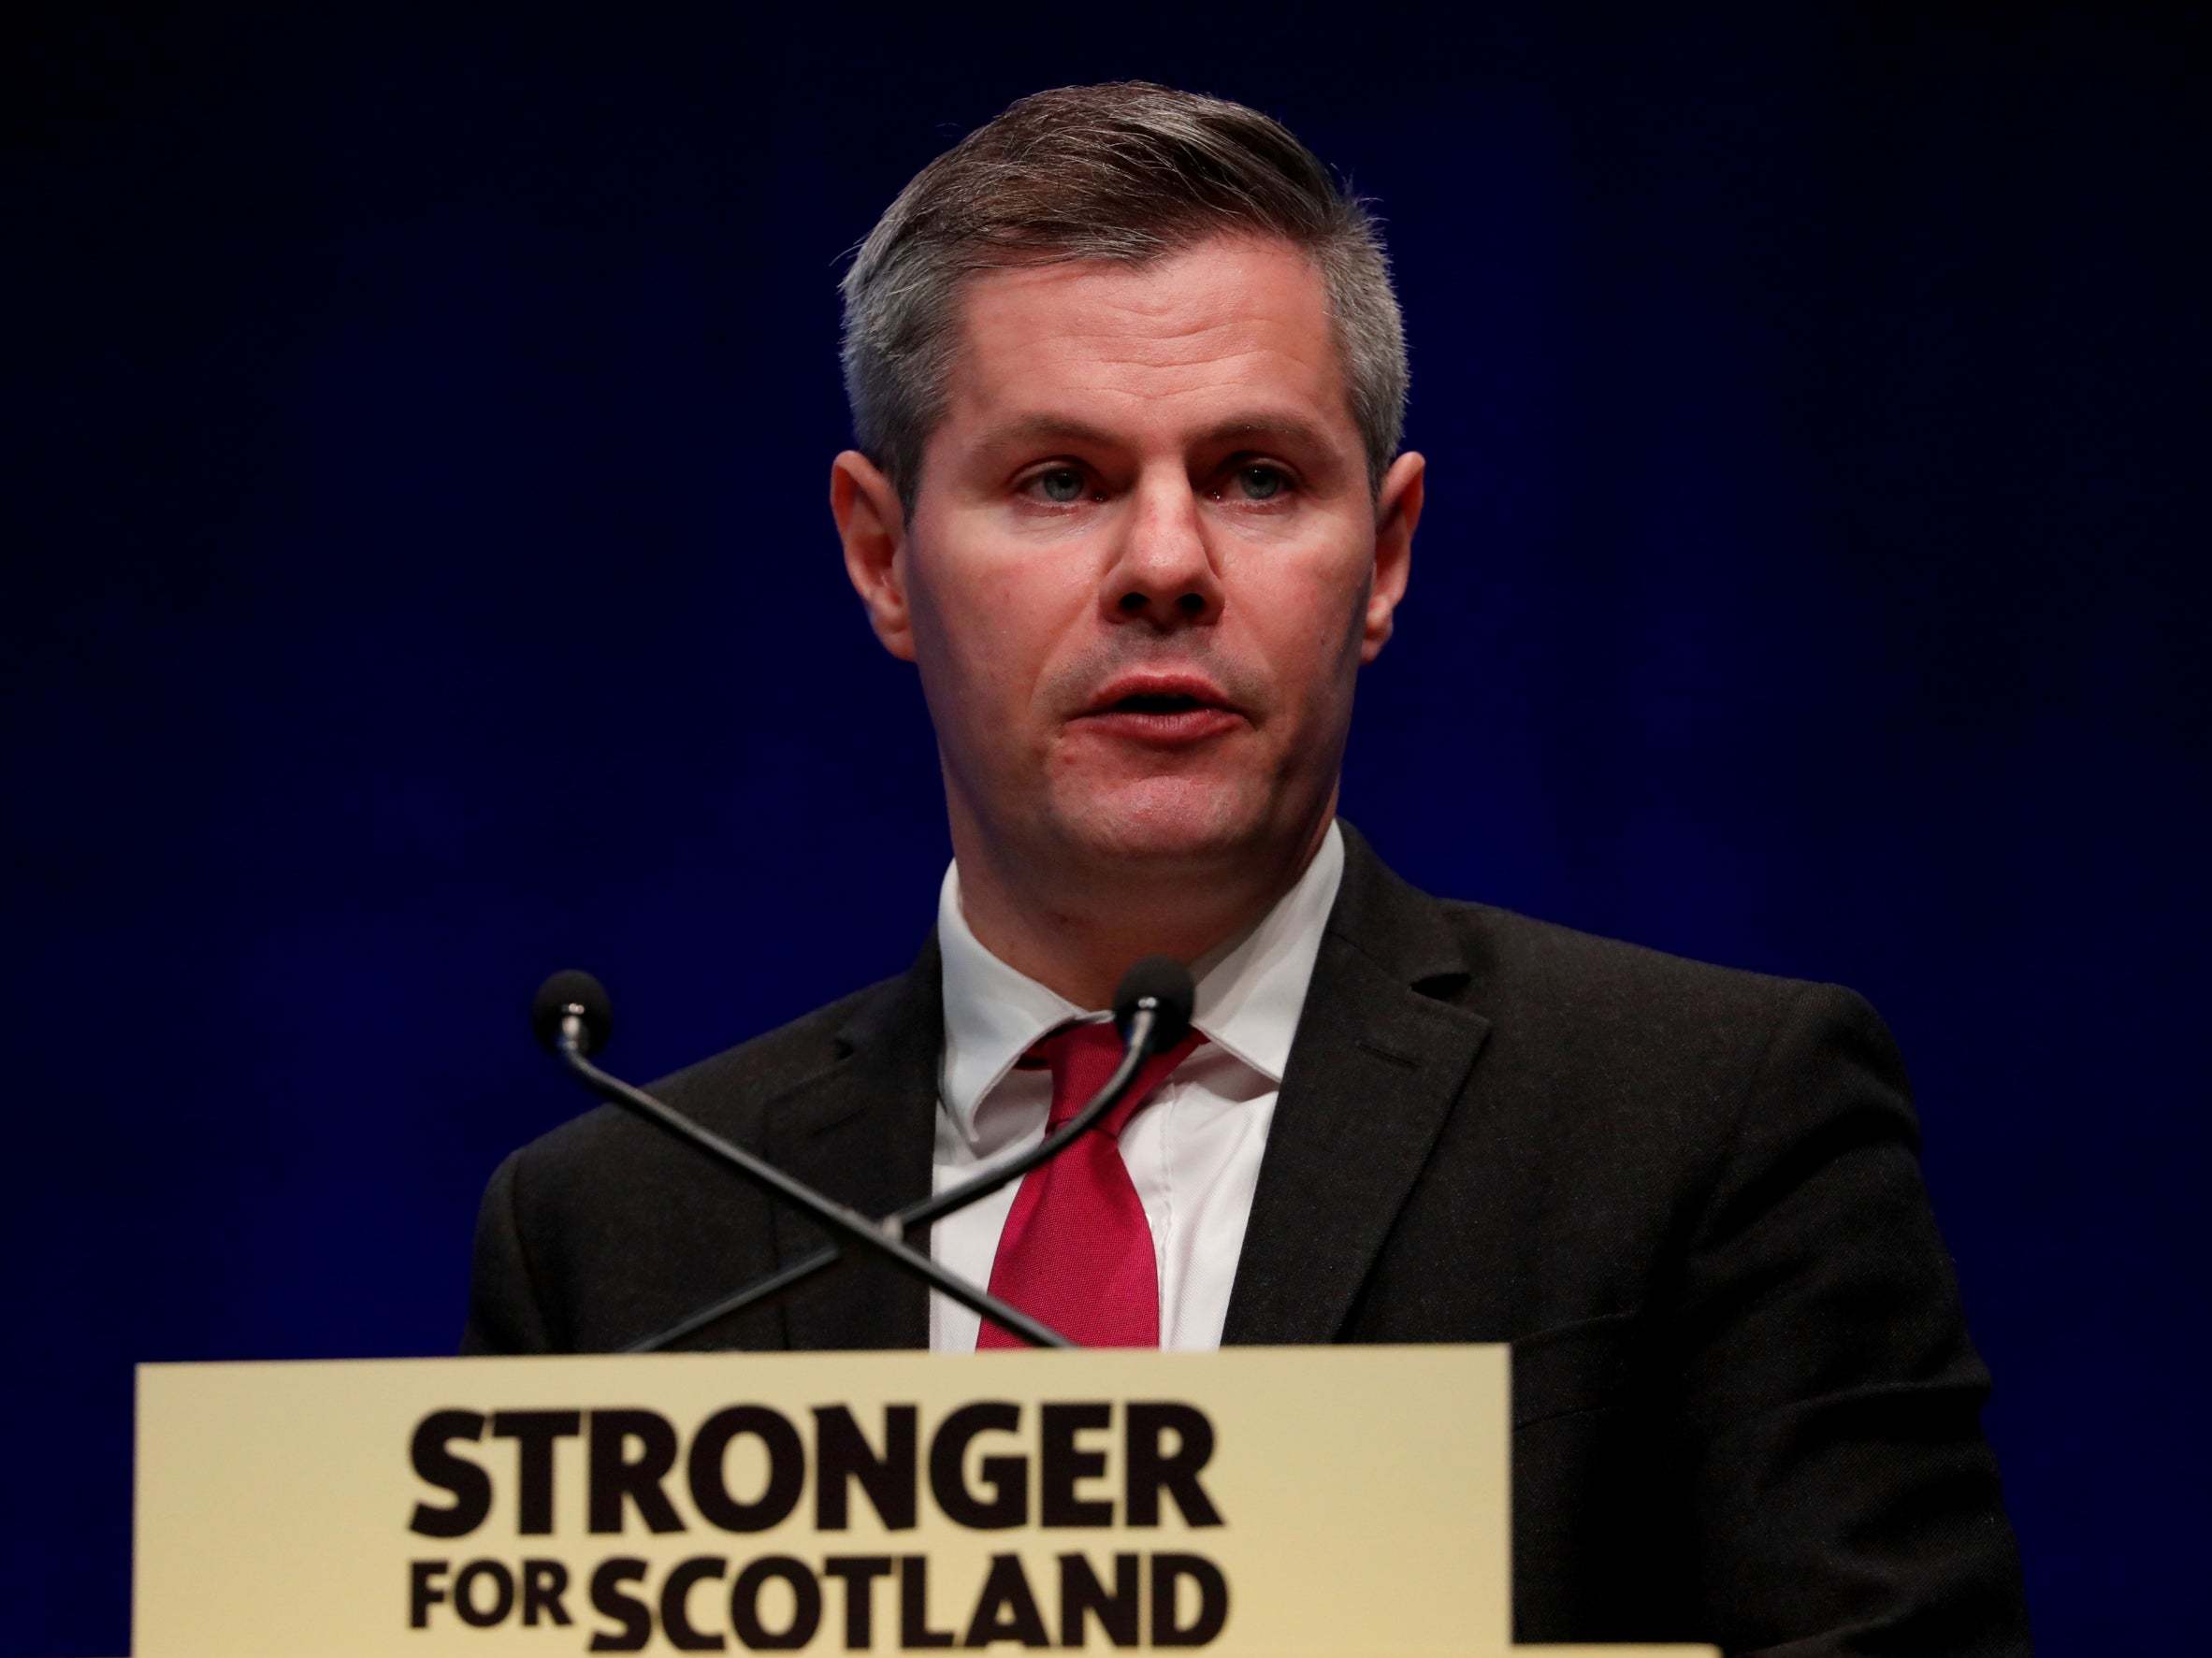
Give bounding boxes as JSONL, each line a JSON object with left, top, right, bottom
{"left": 936, "top": 235, "right": 1357, "bottom": 449}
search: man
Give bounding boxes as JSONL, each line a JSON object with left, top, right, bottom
{"left": 467, "top": 83, "right": 2031, "bottom": 1651}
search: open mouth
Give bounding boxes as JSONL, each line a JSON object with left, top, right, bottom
{"left": 1077, "top": 682, "right": 1242, "bottom": 744}
{"left": 1106, "top": 691, "right": 1213, "bottom": 715}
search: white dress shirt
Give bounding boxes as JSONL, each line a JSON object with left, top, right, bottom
{"left": 928, "top": 821, "right": 1345, "bottom": 1351}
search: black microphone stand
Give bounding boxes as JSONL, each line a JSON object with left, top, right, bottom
{"left": 547, "top": 1012, "right": 1080, "bottom": 1350}
{"left": 618, "top": 1007, "right": 1169, "bottom": 1353}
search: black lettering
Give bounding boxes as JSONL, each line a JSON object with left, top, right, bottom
{"left": 900, "top": 1555, "right": 955, "bottom": 1648}
{"left": 929, "top": 1402, "right": 1026, "bottom": 1529}
{"left": 1149, "top": 1553, "right": 1229, "bottom": 1647}
{"left": 522, "top": 1558, "right": 573, "bottom": 1626}
{"left": 408, "top": 1560, "right": 448, "bottom": 1628}
{"left": 455, "top": 1560, "right": 515, "bottom": 1629}
{"left": 588, "top": 1409, "right": 684, "bottom": 1534}
{"left": 821, "top": 1556, "right": 892, "bottom": 1648}
{"left": 491, "top": 1410, "right": 582, "bottom": 1535}
{"left": 1039, "top": 1404, "right": 1113, "bottom": 1526}
{"left": 730, "top": 1556, "right": 822, "bottom": 1651}
{"left": 687, "top": 1405, "right": 804, "bottom": 1533}
{"left": 1058, "top": 1552, "right": 1141, "bottom": 1647}
{"left": 1124, "top": 1405, "right": 1222, "bottom": 1527}
{"left": 815, "top": 1404, "right": 918, "bottom": 1530}
{"left": 409, "top": 1410, "right": 491, "bottom": 1537}
{"left": 662, "top": 1557, "right": 728, "bottom": 1652}
{"left": 588, "top": 1558, "right": 651, "bottom": 1653}
{"left": 962, "top": 1553, "right": 1049, "bottom": 1649}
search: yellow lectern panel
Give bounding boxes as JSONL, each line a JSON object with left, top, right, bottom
{"left": 134, "top": 1345, "right": 1711, "bottom": 1657}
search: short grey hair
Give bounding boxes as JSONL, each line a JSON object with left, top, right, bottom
{"left": 839, "top": 82, "right": 1409, "bottom": 512}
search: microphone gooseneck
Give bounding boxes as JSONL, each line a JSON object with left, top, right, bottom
{"left": 530, "top": 968, "right": 1077, "bottom": 1351}
{"left": 608, "top": 956, "right": 1201, "bottom": 1354}
{"left": 904, "top": 953, "right": 1195, "bottom": 1231}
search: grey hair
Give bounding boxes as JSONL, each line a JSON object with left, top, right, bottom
{"left": 839, "top": 81, "right": 1408, "bottom": 512}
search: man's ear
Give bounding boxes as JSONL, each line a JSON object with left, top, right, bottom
{"left": 831, "top": 450, "right": 916, "bottom": 662}
{"left": 1361, "top": 450, "right": 1424, "bottom": 664}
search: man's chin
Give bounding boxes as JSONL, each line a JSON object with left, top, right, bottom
{"left": 1047, "top": 781, "right": 1275, "bottom": 872}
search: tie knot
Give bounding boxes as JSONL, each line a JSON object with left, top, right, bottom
{"left": 1023, "top": 1021, "right": 1207, "bottom": 1136}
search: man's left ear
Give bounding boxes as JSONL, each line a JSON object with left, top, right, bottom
{"left": 1362, "top": 451, "right": 1424, "bottom": 664}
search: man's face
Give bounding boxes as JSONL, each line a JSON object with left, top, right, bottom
{"left": 837, "top": 234, "right": 1421, "bottom": 887}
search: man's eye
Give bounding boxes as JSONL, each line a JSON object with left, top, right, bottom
{"left": 1034, "top": 467, "right": 1086, "bottom": 504}
{"left": 1233, "top": 464, "right": 1288, "bottom": 501}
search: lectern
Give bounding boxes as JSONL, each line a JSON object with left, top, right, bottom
{"left": 134, "top": 1344, "right": 1715, "bottom": 1655}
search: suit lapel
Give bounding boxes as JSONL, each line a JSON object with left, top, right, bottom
{"left": 1222, "top": 824, "right": 1491, "bottom": 1345}
{"left": 760, "top": 940, "right": 942, "bottom": 1352}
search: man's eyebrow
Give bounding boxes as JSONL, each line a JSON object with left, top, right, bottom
{"left": 972, "top": 411, "right": 1344, "bottom": 456}
{"left": 973, "top": 413, "right": 1122, "bottom": 453}
{"left": 1193, "top": 413, "right": 1339, "bottom": 455}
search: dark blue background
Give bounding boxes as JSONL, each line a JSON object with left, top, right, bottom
{"left": 7, "top": 7, "right": 2205, "bottom": 1652}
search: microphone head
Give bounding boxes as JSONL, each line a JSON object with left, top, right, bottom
{"left": 531, "top": 969, "right": 613, "bottom": 1056}
{"left": 1113, "top": 955, "right": 1196, "bottom": 1050}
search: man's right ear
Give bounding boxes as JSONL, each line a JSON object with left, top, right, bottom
{"left": 830, "top": 450, "right": 916, "bottom": 662}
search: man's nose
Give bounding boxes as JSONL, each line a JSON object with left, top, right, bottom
{"left": 1102, "top": 472, "right": 1224, "bottom": 627}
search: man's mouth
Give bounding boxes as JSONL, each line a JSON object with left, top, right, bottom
{"left": 1103, "top": 690, "right": 1213, "bottom": 715}
{"left": 1076, "top": 676, "right": 1244, "bottom": 745}
{"left": 1082, "top": 671, "right": 1236, "bottom": 715}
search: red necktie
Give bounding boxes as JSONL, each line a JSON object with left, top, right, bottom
{"left": 975, "top": 1022, "right": 1207, "bottom": 1348}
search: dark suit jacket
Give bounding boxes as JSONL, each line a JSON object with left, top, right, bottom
{"left": 465, "top": 823, "right": 2031, "bottom": 1654}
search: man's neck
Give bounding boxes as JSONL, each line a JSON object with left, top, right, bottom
{"left": 949, "top": 813, "right": 1337, "bottom": 1009}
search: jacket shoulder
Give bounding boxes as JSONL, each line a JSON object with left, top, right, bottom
{"left": 1441, "top": 897, "right": 1847, "bottom": 1023}
{"left": 1410, "top": 891, "right": 1910, "bottom": 1152}
{"left": 1332, "top": 820, "right": 1858, "bottom": 1035}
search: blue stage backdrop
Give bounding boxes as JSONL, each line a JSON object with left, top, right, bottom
{"left": 6, "top": 8, "right": 2206, "bottom": 1653}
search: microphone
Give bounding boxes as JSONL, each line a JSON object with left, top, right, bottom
{"left": 603, "top": 956, "right": 1200, "bottom": 1353}
{"left": 528, "top": 970, "right": 1077, "bottom": 1350}
{"left": 531, "top": 970, "right": 612, "bottom": 1058}
{"left": 1113, "top": 953, "right": 1197, "bottom": 1047}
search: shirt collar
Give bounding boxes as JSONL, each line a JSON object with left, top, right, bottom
{"left": 936, "top": 820, "right": 1346, "bottom": 1143}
